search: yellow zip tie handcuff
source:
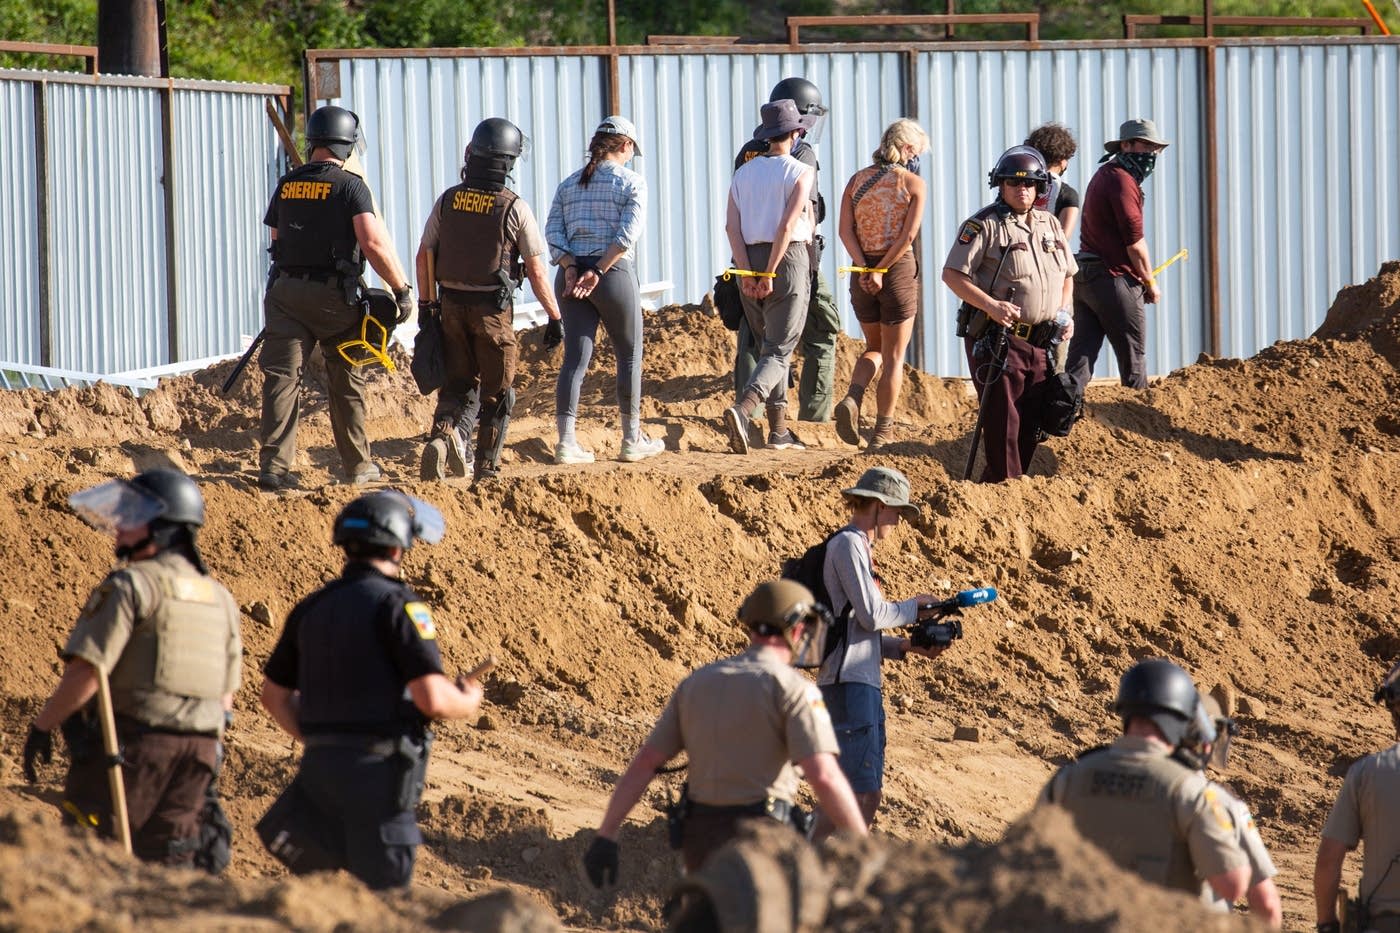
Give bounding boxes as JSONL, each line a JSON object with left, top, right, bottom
{"left": 336, "top": 314, "right": 397, "bottom": 371}
{"left": 721, "top": 268, "right": 776, "bottom": 280}
{"left": 1151, "top": 248, "right": 1188, "bottom": 278}
{"left": 838, "top": 265, "right": 890, "bottom": 275}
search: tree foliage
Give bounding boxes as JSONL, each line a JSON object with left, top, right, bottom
{"left": 0, "top": 0, "right": 1392, "bottom": 101}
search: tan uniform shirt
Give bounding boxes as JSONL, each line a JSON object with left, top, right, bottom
{"left": 646, "top": 645, "right": 838, "bottom": 806}
{"left": 1200, "top": 782, "right": 1277, "bottom": 911}
{"left": 1322, "top": 742, "right": 1400, "bottom": 916}
{"left": 64, "top": 551, "right": 242, "bottom": 735}
{"left": 1039, "top": 735, "right": 1247, "bottom": 894}
{"left": 420, "top": 194, "right": 546, "bottom": 291}
{"left": 943, "top": 201, "right": 1077, "bottom": 325}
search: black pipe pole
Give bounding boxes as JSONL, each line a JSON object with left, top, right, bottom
{"left": 97, "top": 0, "right": 161, "bottom": 76}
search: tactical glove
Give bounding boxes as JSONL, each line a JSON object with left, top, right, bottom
{"left": 394, "top": 286, "right": 415, "bottom": 325}
{"left": 542, "top": 318, "right": 564, "bottom": 350}
{"left": 583, "top": 836, "right": 619, "bottom": 888}
{"left": 417, "top": 299, "right": 440, "bottom": 320}
{"left": 22, "top": 724, "right": 52, "bottom": 783}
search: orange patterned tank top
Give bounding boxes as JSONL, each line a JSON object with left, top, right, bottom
{"left": 852, "top": 165, "right": 914, "bottom": 255}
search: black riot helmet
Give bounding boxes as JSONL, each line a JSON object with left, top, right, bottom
{"left": 469, "top": 117, "right": 525, "bottom": 159}
{"left": 989, "top": 145, "right": 1050, "bottom": 195}
{"left": 770, "top": 77, "right": 825, "bottom": 117}
{"left": 129, "top": 468, "right": 205, "bottom": 527}
{"left": 333, "top": 490, "right": 446, "bottom": 554}
{"left": 1114, "top": 658, "right": 1200, "bottom": 748}
{"left": 306, "top": 105, "right": 360, "bottom": 160}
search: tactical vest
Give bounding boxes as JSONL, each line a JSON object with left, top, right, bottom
{"left": 436, "top": 184, "right": 520, "bottom": 287}
{"left": 108, "top": 557, "right": 234, "bottom": 705}
{"left": 1049, "top": 747, "right": 1201, "bottom": 893}
{"left": 292, "top": 568, "right": 428, "bottom": 734}
{"left": 270, "top": 162, "right": 362, "bottom": 272}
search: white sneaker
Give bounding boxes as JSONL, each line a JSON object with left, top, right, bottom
{"left": 554, "top": 441, "right": 595, "bottom": 465}
{"left": 619, "top": 435, "right": 665, "bottom": 463}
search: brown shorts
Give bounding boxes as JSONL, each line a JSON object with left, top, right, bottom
{"left": 850, "top": 252, "right": 918, "bottom": 326}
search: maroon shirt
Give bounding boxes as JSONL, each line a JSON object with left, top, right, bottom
{"left": 1078, "top": 161, "right": 1143, "bottom": 279}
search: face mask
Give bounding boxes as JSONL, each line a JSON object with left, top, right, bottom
{"left": 1117, "top": 150, "right": 1157, "bottom": 182}
{"left": 904, "top": 155, "right": 921, "bottom": 176}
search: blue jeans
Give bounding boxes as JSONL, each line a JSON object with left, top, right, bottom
{"left": 820, "top": 682, "right": 885, "bottom": 793}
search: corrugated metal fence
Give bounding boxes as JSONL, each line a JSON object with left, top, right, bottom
{"left": 314, "top": 37, "right": 1399, "bottom": 379}
{"left": 0, "top": 68, "right": 285, "bottom": 373}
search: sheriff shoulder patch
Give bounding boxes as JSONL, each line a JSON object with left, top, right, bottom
{"left": 1203, "top": 786, "right": 1232, "bottom": 831}
{"left": 958, "top": 220, "right": 982, "bottom": 244}
{"left": 405, "top": 602, "right": 436, "bottom": 640}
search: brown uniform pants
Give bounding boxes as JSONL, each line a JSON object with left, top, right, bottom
{"left": 681, "top": 810, "right": 789, "bottom": 873}
{"left": 64, "top": 726, "right": 218, "bottom": 866}
{"left": 435, "top": 287, "right": 517, "bottom": 421}
{"left": 259, "top": 274, "right": 371, "bottom": 479}
{"left": 965, "top": 331, "right": 1051, "bottom": 482}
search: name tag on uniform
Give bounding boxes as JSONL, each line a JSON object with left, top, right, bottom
{"left": 405, "top": 602, "right": 436, "bottom": 640}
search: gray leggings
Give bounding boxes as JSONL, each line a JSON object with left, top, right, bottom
{"left": 554, "top": 257, "right": 643, "bottom": 440}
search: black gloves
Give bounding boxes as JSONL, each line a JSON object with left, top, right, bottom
{"left": 542, "top": 318, "right": 563, "bottom": 350}
{"left": 417, "top": 299, "right": 440, "bottom": 320}
{"left": 583, "top": 836, "right": 619, "bottom": 888}
{"left": 394, "top": 286, "right": 414, "bottom": 325}
{"left": 22, "top": 724, "right": 52, "bottom": 783}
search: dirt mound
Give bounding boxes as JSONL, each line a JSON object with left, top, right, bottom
{"left": 2, "top": 269, "right": 1400, "bottom": 930}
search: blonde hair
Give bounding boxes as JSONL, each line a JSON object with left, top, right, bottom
{"left": 872, "top": 118, "right": 929, "bottom": 165}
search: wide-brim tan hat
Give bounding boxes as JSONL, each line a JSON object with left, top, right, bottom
{"left": 842, "top": 466, "right": 920, "bottom": 519}
{"left": 1104, "top": 117, "right": 1171, "bottom": 154}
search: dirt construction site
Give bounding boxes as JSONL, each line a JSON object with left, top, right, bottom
{"left": 0, "top": 261, "right": 1398, "bottom": 931}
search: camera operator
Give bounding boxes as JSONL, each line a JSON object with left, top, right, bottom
{"left": 810, "top": 467, "right": 952, "bottom": 838}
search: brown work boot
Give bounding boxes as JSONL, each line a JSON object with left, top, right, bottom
{"left": 869, "top": 416, "right": 896, "bottom": 448}
{"left": 421, "top": 422, "right": 470, "bottom": 480}
{"left": 835, "top": 396, "right": 861, "bottom": 446}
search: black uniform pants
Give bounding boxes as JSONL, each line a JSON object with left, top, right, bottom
{"left": 64, "top": 727, "right": 218, "bottom": 866}
{"left": 1067, "top": 261, "right": 1148, "bottom": 393}
{"left": 295, "top": 746, "right": 423, "bottom": 890}
{"left": 966, "top": 333, "right": 1051, "bottom": 483}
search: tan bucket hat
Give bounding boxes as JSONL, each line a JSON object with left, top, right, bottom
{"left": 1103, "top": 117, "right": 1171, "bottom": 154}
{"left": 842, "top": 466, "right": 919, "bottom": 520}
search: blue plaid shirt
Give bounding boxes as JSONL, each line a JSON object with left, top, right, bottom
{"left": 545, "top": 159, "right": 646, "bottom": 264}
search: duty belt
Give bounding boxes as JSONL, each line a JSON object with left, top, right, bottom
{"left": 302, "top": 732, "right": 402, "bottom": 756}
{"left": 688, "top": 797, "right": 793, "bottom": 824}
{"left": 278, "top": 268, "right": 340, "bottom": 284}
{"left": 1006, "top": 320, "right": 1059, "bottom": 348}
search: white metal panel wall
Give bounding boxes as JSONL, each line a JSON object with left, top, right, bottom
{"left": 618, "top": 51, "right": 907, "bottom": 319}
{"left": 917, "top": 46, "right": 1205, "bottom": 378}
{"left": 0, "top": 80, "right": 40, "bottom": 364}
{"left": 46, "top": 82, "right": 168, "bottom": 372}
{"left": 1216, "top": 43, "right": 1400, "bottom": 357}
{"left": 172, "top": 89, "right": 281, "bottom": 358}
{"left": 330, "top": 55, "right": 606, "bottom": 307}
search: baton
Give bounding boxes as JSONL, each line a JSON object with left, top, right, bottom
{"left": 220, "top": 330, "right": 265, "bottom": 396}
{"left": 460, "top": 654, "right": 498, "bottom": 683}
{"left": 1151, "top": 249, "right": 1188, "bottom": 279}
{"left": 94, "top": 665, "right": 133, "bottom": 856}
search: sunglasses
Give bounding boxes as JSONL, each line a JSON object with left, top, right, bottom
{"left": 1004, "top": 179, "right": 1039, "bottom": 188}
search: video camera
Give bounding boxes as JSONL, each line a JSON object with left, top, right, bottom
{"left": 907, "top": 587, "right": 997, "bottom": 650}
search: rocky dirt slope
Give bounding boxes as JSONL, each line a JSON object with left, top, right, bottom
{"left": 1, "top": 261, "right": 1398, "bottom": 930}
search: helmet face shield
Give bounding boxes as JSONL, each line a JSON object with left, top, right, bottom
{"left": 798, "top": 109, "right": 829, "bottom": 145}
{"left": 69, "top": 480, "right": 166, "bottom": 533}
{"left": 404, "top": 494, "right": 445, "bottom": 544}
{"left": 788, "top": 604, "right": 832, "bottom": 669}
{"left": 1209, "top": 720, "right": 1237, "bottom": 770}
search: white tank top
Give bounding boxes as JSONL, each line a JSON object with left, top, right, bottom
{"left": 729, "top": 154, "right": 814, "bottom": 245}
